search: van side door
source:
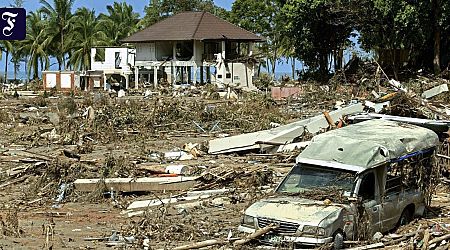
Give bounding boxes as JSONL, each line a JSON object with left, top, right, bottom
{"left": 381, "top": 171, "right": 403, "bottom": 231}
{"left": 357, "top": 171, "right": 382, "bottom": 235}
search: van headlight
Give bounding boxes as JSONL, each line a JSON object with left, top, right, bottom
{"left": 242, "top": 215, "right": 255, "bottom": 228}
{"left": 302, "top": 225, "right": 326, "bottom": 236}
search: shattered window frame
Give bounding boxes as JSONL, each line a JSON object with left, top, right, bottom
{"left": 385, "top": 148, "right": 435, "bottom": 196}
{"left": 276, "top": 163, "right": 357, "bottom": 195}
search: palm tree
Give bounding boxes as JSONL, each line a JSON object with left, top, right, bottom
{"left": 99, "top": 2, "right": 140, "bottom": 45}
{"left": 10, "top": 41, "right": 25, "bottom": 81}
{"left": 1, "top": 41, "right": 13, "bottom": 83}
{"left": 21, "top": 11, "right": 51, "bottom": 80}
{"left": 39, "top": 0, "right": 75, "bottom": 70}
{"left": 67, "top": 8, "right": 108, "bottom": 71}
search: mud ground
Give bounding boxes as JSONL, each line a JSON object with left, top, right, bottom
{"left": 0, "top": 87, "right": 449, "bottom": 249}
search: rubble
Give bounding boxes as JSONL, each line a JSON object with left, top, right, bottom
{"left": 0, "top": 74, "right": 450, "bottom": 249}
{"left": 208, "top": 103, "right": 364, "bottom": 154}
{"left": 422, "top": 84, "right": 449, "bottom": 99}
{"left": 73, "top": 176, "right": 199, "bottom": 192}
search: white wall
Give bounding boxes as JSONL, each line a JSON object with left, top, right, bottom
{"left": 45, "top": 73, "right": 57, "bottom": 88}
{"left": 194, "top": 40, "right": 203, "bottom": 63}
{"left": 216, "top": 62, "right": 255, "bottom": 89}
{"left": 60, "top": 73, "right": 72, "bottom": 88}
{"left": 136, "top": 43, "right": 156, "bottom": 61}
{"left": 91, "top": 47, "right": 135, "bottom": 71}
{"left": 134, "top": 41, "right": 204, "bottom": 62}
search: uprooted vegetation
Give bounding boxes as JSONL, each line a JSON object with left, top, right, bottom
{"left": 0, "top": 76, "right": 450, "bottom": 249}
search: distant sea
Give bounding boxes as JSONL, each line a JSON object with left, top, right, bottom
{"left": 0, "top": 71, "right": 33, "bottom": 81}
{"left": 0, "top": 71, "right": 293, "bottom": 82}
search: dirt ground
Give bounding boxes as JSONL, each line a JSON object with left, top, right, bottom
{"left": 0, "top": 92, "right": 301, "bottom": 249}
{"left": 0, "top": 84, "right": 450, "bottom": 249}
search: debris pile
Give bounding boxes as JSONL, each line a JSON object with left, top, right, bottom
{"left": 0, "top": 71, "right": 449, "bottom": 249}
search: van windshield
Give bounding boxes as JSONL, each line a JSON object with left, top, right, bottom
{"left": 276, "top": 164, "right": 356, "bottom": 195}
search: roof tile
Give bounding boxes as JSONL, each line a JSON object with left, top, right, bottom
{"left": 123, "top": 11, "right": 263, "bottom": 43}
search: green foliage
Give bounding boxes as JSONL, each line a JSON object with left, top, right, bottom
{"left": 21, "top": 11, "right": 51, "bottom": 80}
{"left": 5, "top": 0, "right": 449, "bottom": 83}
{"left": 67, "top": 8, "right": 108, "bottom": 71}
{"left": 39, "top": 0, "right": 76, "bottom": 70}
{"left": 281, "top": 0, "right": 356, "bottom": 79}
{"left": 139, "top": 0, "right": 229, "bottom": 28}
{"left": 230, "top": 0, "right": 283, "bottom": 76}
{"left": 98, "top": 2, "right": 140, "bottom": 45}
{"left": 254, "top": 72, "right": 273, "bottom": 89}
{"left": 230, "top": 0, "right": 275, "bottom": 37}
{"left": 358, "top": 0, "right": 450, "bottom": 74}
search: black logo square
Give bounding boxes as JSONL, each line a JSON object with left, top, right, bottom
{"left": 0, "top": 8, "right": 26, "bottom": 40}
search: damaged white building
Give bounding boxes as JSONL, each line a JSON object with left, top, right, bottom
{"left": 121, "top": 11, "right": 264, "bottom": 90}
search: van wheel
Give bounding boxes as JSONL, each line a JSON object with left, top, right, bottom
{"left": 333, "top": 232, "right": 344, "bottom": 250}
{"left": 398, "top": 208, "right": 413, "bottom": 226}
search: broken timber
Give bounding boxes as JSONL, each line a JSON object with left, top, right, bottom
{"left": 208, "top": 103, "right": 364, "bottom": 154}
{"left": 74, "top": 176, "right": 199, "bottom": 192}
{"left": 422, "top": 84, "right": 449, "bottom": 99}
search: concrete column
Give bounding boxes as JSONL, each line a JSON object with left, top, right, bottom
{"left": 181, "top": 67, "right": 184, "bottom": 84}
{"left": 171, "top": 62, "right": 175, "bottom": 85}
{"left": 249, "top": 42, "right": 253, "bottom": 56}
{"left": 103, "top": 73, "right": 107, "bottom": 91}
{"left": 200, "top": 66, "right": 204, "bottom": 84}
{"left": 221, "top": 41, "right": 226, "bottom": 83}
{"left": 153, "top": 66, "right": 158, "bottom": 88}
{"left": 173, "top": 42, "right": 177, "bottom": 61}
{"left": 221, "top": 41, "right": 226, "bottom": 60}
{"left": 188, "top": 66, "right": 192, "bottom": 84}
{"left": 193, "top": 65, "right": 197, "bottom": 85}
{"left": 125, "top": 74, "right": 129, "bottom": 89}
{"left": 206, "top": 66, "right": 211, "bottom": 83}
{"left": 135, "top": 67, "right": 139, "bottom": 89}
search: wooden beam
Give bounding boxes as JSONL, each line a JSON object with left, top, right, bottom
{"left": 74, "top": 177, "right": 199, "bottom": 192}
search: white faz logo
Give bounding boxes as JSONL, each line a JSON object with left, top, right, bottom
{"left": 2, "top": 12, "right": 18, "bottom": 37}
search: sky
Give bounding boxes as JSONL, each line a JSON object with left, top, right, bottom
{"left": 19, "top": 0, "right": 235, "bottom": 16}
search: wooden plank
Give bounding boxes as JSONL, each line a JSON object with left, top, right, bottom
{"left": 345, "top": 242, "right": 385, "bottom": 250}
{"left": 74, "top": 177, "right": 199, "bottom": 192}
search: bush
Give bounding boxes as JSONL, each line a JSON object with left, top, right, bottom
{"left": 254, "top": 73, "right": 273, "bottom": 89}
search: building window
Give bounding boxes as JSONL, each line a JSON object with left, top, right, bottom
{"left": 226, "top": 73, "right": 231, "bottom": 79}
{"left": 218, "top": 74, "right": 223, "bottom": 79}
{"left": 234, "top": 76, "right": 240, "bottom": 80}
{"left": 115, "top": 52, "right": 121, "bottom": 69}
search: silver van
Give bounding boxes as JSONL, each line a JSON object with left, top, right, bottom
{"left": 238, "top": 119, "right": 439, "bottom": 249}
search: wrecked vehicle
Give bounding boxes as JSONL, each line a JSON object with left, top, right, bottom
{"left": 239, "top": 119, "right": 439, "bottom": 249}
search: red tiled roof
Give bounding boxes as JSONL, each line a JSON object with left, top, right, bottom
{"left": 122, "top": 11, "right": 263, "bottom": 43}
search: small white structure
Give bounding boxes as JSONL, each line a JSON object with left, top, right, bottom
{"left": 42, "top": 71, "right": 80, "bottom": 91}
{"left": 83, "top": 47, "right": 135, "bottom": 91}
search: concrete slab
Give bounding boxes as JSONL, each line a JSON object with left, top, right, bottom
{"left": 208, "top": 103, "right": 364, "bottom": 154}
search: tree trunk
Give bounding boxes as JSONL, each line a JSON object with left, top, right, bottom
{"left": 33, "top": 59, "right": 38, "bottom": 80}
{"left": 4, "top": 51, "right": 9, "bottom": 83}
{"left": 331, "top": 49, "right": 338, "bottom": 73}
{"left": 337, "top": 49, "right": 343, "bottom": 70}
{"left": 13, "top": 61, "right": 18, "bottom": 81}
{"left": 319, "top": 52, "right": 328, "bottom": 81}
{"left": 432, "top": 0, "right": 441, "bottom": 75}
{"left": 271, "top": 57, "right": 276, "bottom": 79}
{"left": 25, "top": 59, "right": 29, "bottom": 82}
{"left": 61, "top": 26, "right": 65, "bottom": 71}
{"left": 291, "top": 57, "right": 295, "bottom": 79}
